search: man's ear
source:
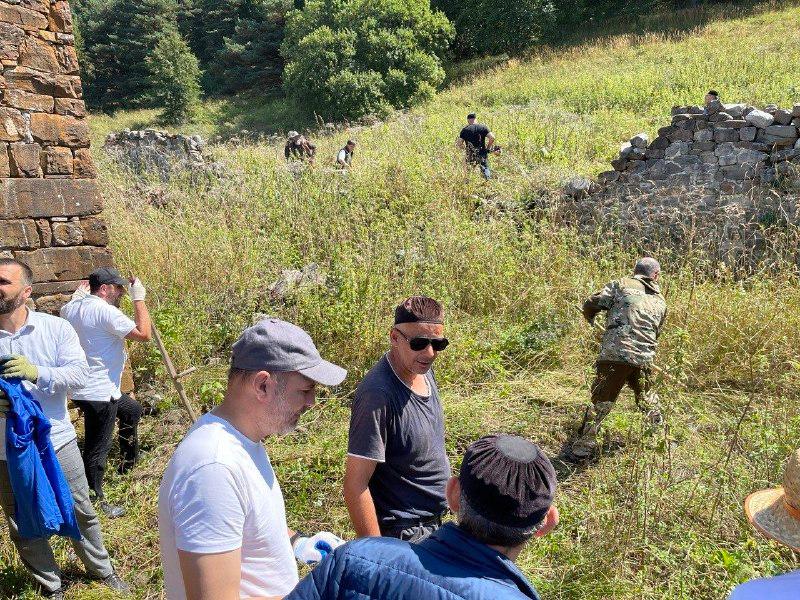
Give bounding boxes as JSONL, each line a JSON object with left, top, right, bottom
{"left": 534, "top": 505, "right": 559, "bottom": 538}
{"left": 445, "top": 477, "right": 460, "bottom": 513}
{"left": 250, "top": 371, "right": 274, "bottom": 401}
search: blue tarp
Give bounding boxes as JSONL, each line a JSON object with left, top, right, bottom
{"left": 2, "top": 378, "right": 80, "bottom": 540}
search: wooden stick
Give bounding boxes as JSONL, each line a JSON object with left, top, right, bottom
{"left": 151, "top": 325, "right": 198, "bottom": 422}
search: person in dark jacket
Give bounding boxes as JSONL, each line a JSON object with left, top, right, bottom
{"left": 288, "top": 434, "right": 559, "bottom": 600}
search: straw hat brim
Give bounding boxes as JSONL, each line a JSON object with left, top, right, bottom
{"left": 744, "top": 487, "right": 800, "bottom": 552}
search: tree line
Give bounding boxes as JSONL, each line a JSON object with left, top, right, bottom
{"left": 71, "top": 0, "right": 722, "bottom": 124}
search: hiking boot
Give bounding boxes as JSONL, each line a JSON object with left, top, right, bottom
{"left": 561, "top": 441, "right": 595, "bottom": 464}
{"left": 100, "top": 501, "right": 126, "bottom": 519}
{"left": 102, "top": 572, "right": 131, "bottom": 595}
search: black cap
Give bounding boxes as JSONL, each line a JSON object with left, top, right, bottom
{"left": 467, "top": 113, "right": 476, "bottom": 119}
{"left": 89, "top": 267, "right": 127, "bottom": 288}
{"left": 460, "top": 434, "right": 556, "bottom": 528}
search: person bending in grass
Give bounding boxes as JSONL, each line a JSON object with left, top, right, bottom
{"left": 288, "top": 434, "right": 559, "bottom": 600}
{"left": 565, "top": 257, "right": 667, "bottom": 463}
{"left": 285, "top": 130, "right": 317, "bottom": 165}
{"left": 343, "top": 296, "right": 451, "bottom": 542}
{"left": 158, "top": 318, "right": 347, "bottom": 600}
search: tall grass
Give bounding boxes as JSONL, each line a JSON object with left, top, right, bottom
{"left": 2, "top": 2, "right": 800, "bottom": 599}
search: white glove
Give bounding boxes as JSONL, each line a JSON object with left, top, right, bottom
{"left": 292, "top": 531, "right": 345, "bottom": 565}
{"left": 128, "top": 278, "right": 146, "bottom": 302}
{"left": 71, "top": 281, "right": 90, "bottom": 301}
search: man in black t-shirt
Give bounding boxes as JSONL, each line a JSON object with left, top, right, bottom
{"left": 458, "top": 113, "right": 496, "bottom": 179}
{"left": 343, "top": 296, "right": 451, "bottom": 542}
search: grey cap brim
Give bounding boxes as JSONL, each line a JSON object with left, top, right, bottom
{"left": 299, "top": 360, "right": 347, "bottom": 386}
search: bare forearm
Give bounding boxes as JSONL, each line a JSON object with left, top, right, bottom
{"left": 343, "top": 484, "right": 381, "bottom": 537}
{"left": 133, "top": 301, "right": 152, "bottom": 338}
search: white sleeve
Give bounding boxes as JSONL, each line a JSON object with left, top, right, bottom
{"left": 171, "top": 463, "right": 248, "bottom": 554}
{"left": 100, "top": 303, "right": 136, "bottom": 338}
{"left": 337, "top": 150, "right": 346, "bottom": 162}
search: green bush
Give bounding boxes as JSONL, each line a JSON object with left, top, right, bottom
{"left": 147, "top": 30, "right": 202, "bottom": 124}
{"left": 281, "top": 0, "right": 454, "bottom": 120}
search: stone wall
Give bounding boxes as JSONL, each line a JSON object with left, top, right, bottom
{"left": 561, "top": 100, "right": 800, "bottom": 270}
{"left": 1, "top": 0, "right": 113, "bottom": 312}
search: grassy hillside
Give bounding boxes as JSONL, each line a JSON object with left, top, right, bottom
{"left": 3, "top": 2, "right": 800, "bottom": 598}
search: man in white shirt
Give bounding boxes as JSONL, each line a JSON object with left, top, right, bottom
{"left": 727, "top": 447, "right": 800, "bottom": 599}
{"left": 336, "top": 139, "right": 356, "bottom": 169}
{"left": 159, "top": 317, "right": 348, "bottom": 600}
{"left": 60, "top": 267, "right": 152, "bottom": 519}
{"left": 0, "top": 258, "right": 129, "bottom": 599}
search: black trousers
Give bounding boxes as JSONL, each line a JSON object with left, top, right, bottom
{"left": 74, "top": 393, "right": 142, "bottom": 499}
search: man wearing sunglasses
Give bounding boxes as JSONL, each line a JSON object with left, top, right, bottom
{"left": 344, "top": 296, "right": 451, "bottom": 542}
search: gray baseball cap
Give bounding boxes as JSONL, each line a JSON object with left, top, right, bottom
{"left": 231, "top": 318, "right": 347, "bottom": 386}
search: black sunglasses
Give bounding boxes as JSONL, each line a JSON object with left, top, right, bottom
{"left": 393, "top": 328, "right": 449, "bottom": 352}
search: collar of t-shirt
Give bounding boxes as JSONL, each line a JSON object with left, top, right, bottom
{"left": 385, "top": 352, "right": 430, "bottom": 397}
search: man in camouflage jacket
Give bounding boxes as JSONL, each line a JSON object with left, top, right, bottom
{"left": 567, "top": 257, "right": 667, "bottom": 462}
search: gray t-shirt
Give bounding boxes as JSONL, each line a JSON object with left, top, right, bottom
{"left": 348, "top": 354, "right": 450, "bottom": 528}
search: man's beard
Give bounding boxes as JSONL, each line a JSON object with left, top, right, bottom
{"left": 0, "top": 291, "right": 25, "bottom": 315}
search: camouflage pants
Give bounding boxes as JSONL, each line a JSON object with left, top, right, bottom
{"left": 571, "top": 361, "right": 661, "bottom": 457}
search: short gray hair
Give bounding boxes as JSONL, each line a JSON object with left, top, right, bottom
{"left": 457, "top": 491, "right": 541, "bottom": 547}
{"left": 634, "top": 257, "right": 661, "bottom": 278}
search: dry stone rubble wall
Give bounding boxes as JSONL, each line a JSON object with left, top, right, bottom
{"left": 562, "top": 101, "right": 800, "bottom": 269}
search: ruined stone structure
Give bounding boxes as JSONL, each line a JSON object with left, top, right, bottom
{"left": 1, "top": 0, "right": 113, "bottom": 312}
{"left": 561, "top": 100, "right": 800, "bottom": 270}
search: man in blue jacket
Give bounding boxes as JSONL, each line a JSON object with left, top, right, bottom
{"left": 288, "top": 434, "right": 559, "bottom": 600}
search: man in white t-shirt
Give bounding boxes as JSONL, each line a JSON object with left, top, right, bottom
{"left": 727, "top": 447, "right": 800, "bottom": 599}
{"left": 159, "top": 318, "right": 348, "bottom": 600}
{"left": 60, "top": 267, "right": 152, "bottom": 518}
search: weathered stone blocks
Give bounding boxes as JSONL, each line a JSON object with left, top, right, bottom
{"left": 1, "top": 178, "right": 103, "bottom": 218}
{"left": 15, "top": 246, "right": 114, "bottom": 283}
{"left": 0, "top": 218, "right": 39, "bottom": 249}
{"left": 40, "top": 145, "right": 72, "bottom": 175}
{"left": 8, "top": 142, "right": 41, "bottom": 176}
{"left": 30, "top": 112, "right": 89, "bottom": 146}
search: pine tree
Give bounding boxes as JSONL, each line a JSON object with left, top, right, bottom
{"left": 147, "top": 30, "right": 202, "bottom": 124}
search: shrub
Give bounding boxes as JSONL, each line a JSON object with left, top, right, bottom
{"left": 281, "top": 0, "right": 454, "bottom": 120}
{"left": 146, "top": 30, "right": 202, "bottom": 124}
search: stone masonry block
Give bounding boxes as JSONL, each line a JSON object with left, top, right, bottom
{"left": 48, "top": 1, "right": 73, "bottom": 32}
{"left": 740, "top": 127, "right": 757, "bottom": 142}
{"left": 31, "top": 280, "right": 81, "bottom": 296}
{"left": 2, "top": 88, "right": 54, "bottom": 112}
{"left": 80, "top": 217, "right": 109, "bottom": 246}
{"left": 54, "top": 98, "right": 85, "bottom": 117}
{"left": 8, "top": 142, "right": 41, "bottom": 177}
{"left": 15, "top": 246, "right": 114, "bottom": 283}
{"left": 0, "top": 4, "right": 49, "bottom": 31}
{"left": 0, "top": 144, "right": 9, "bottom": 177}
{"left": 51, "top": 220, "right": 82, "bottom": 245}
{"left": 0, "top": 178, "right": 103, "bottom": 218}
{"left": 55, "top": 44, "right": 78, "bottom": 75}
{"left": 36, "top": 218, "right": 51, "bottom": 246}
{"left": 4, "top": 68, "right": 81, "bottom": 98}
{"left": 0, "top": 23, "right": 25, "bottom": 62}
{"left": 0, "top": 218, "right": 40, "bottom": 249}
{"left": 0, "top": 107, "right": 28, "bottom": 142}
{"left": 30, "top": 113, "right": 89, "bottom": 147}
{"left": 72, "top": 148, "right": 96, "bottom": 178}
{"left": 17, "top": 35, "right": 59, "bottom": 72}
{"left": 33, "top": 293, "right": 71, "bottom": 314}
{"left": 40, "top": 145, "right": 73, "bottom": 175}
